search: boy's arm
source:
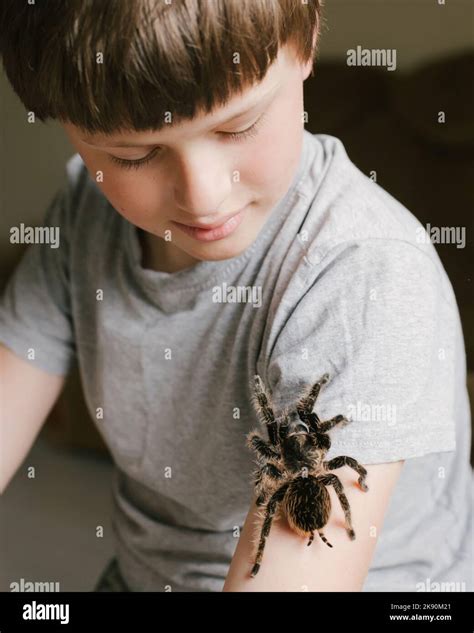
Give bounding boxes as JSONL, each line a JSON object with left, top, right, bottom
{"left": 0, "top": 343, "right": 66, "bottom": 494}
{"left": 223, "top": 460, "right": 403, "bottom": 591}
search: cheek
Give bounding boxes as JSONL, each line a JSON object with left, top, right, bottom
{"left": 239, "top": 92, "right": 303, "bottom": 192}
{"left": 68, "top": 145, "right": 167, "bottom": 232}
{"left": 87, "top": 162, "right": 164, "bottom": 224}
{"left": 99, "top": 181, "right": 148, "bottom": 223}
{"left": 239, "top": 123, "right": 302, "bottom": 193}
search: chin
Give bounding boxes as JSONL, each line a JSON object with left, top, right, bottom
{"left": 189, "top": 236, "right": 254, "bottom": 262}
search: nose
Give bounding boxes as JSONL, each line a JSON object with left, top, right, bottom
{"left": 173, "top": 145, "right": 232, "bottom": 219}
{"left": 288, "top": 421, "right": 310, "bottom": 436}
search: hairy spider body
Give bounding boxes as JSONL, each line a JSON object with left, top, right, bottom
{"left": 284, "top": 475, "right": 331, "bottom": 538}
{"left": 246, "top": 373, "right": 369, "bottom": 577}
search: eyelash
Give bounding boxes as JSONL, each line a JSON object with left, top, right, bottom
{"left": 108, "top": 114, "right": 266, "bottom": 171}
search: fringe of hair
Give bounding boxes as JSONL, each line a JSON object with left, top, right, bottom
{"left": 0, "top": 0, "right": 322, "bottom": 135}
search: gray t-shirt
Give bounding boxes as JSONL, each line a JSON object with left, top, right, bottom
{"left": 1, "top": 131, "right": 472, "bottom": 592}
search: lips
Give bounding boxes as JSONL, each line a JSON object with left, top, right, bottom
{"left": 174, "top": 210, "right": 242, "bottom": 230}
{"left": 171, "top": 207, "right": 246, "bottom": 242}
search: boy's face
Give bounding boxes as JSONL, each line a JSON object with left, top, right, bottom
{"left": 62, "top": 45, "right": 313, "bottom": 273}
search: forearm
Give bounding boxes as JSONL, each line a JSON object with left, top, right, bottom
{"left": 223, "top": 497, "right": 369, "bottom": 592}
{"left": 0, "top": 344, "right": 65, "bottom": 495}
{"left": 223, "top": 462, "right": 403, "bottom": 592}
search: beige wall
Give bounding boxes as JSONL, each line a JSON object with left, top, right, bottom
{"left": 1, "top": 0, "right": 473, "bottom": 270}
{"left": 320, "top": 0, "right": 473, "bottom": 70}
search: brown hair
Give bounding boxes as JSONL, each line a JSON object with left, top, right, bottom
{"left": 0, "top": 0, "right": 322, "bottom": 137}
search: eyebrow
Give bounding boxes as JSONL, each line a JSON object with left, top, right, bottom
{"left": 80, "top": 83, "right": 279, "bottom": 148}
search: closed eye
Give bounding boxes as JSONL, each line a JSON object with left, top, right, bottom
{"left": 108, "top": 113, "right": 267, "bottom": 170}
{"left": 219, "top": 113, "right": 266, "bottom": 142}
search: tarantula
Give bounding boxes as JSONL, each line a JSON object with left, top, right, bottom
{"left": 245, "top": 372, "right": 369, "bottom": 577}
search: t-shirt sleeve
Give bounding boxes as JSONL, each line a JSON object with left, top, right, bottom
{"left": 0, "top": 183, "right": 76, "bottom": 376}
{"left": 262, "top": 239, "right": 457, "bottom": 464}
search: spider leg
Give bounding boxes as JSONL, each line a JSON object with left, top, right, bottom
{"left": 319, "top": 414, "right": 350, "bottom": 434}
{"left": 252, "top": 375, "right": 279, "bottom": 446}
{"left": 296, "top": 373, "right": 330, "bottom": 417}
{"left": 317, "top": 531, "right": 333, "bottom": 548}
{"left": 251, "top": 482, "right": 289, "bottom": 577}
{"left": 307, "top": 530, "right": 331, "bottom": 547}
{"left": 253, "top": 462, "right": 285, "bottom": 506}
{"left": 300, "top": 412, "right": 322, "bottom": 435}
{"left": 246, "top": 431, "right": 281, "bottom": 460}
{"left": 277, "top": 407, "right": 292, "bottom": 443}
{"left": 324, "top": 456, "right": 369, "bottom": 491}
{"left": 318, "top": 473, "right": 356, "bottom": 540}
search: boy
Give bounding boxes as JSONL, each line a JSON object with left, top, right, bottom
{"left": 0, "top": 0, "right": 472, "bottom": 593}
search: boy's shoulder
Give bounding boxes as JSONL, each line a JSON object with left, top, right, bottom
{"left": 298, "top": 133, "right": 439, "bottom": 269}
{"left": 262, "top": 136, "right": 462, "bottom": 467}
{"left": 266, "top": 133, "right": 458, "bottom": 334}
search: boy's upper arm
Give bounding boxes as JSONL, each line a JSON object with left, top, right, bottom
{"left": 224, "top": 460, "right": 404, "bottom": 591}
{"left": 0, "top": 159, "right": 81, "bottom": 492}
{"left": 0, "top": 343, "right": 66, "bottom": 494}
{"left": 0, "top": 180, "right": 77, "bottom": 376}
{"left": 260, "top": 239, "right": 456, "bottom": 465}
{"left": 225, "top": 238, "right": 457, "bottom": 589}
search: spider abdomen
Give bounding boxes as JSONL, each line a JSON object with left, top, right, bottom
{"left": 283, "top": 476, "right": 331, "bottom": 537}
